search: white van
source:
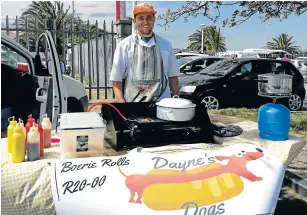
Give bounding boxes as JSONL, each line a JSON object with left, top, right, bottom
{"left": 239, "top": 49, "right": 291, "bottom": 59}
{"left": 175, "top": 52, "right": 209, "bottom": 59}
{"left": 1, "top": 31, "right": 88, "bottom": 129}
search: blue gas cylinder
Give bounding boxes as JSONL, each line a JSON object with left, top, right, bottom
{"left": 258, "top": 103, "right": 290, "bottom": 141}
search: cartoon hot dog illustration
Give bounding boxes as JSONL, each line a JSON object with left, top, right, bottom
{"left": 119, "top": 148, "right": 264, "bottom": 211}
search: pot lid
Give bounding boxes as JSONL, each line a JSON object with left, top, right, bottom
{"left": 258, "top": 73, "right": 293, "bottom": 78}
{"left": 156, "top": 98, "right": 196, "bottom": 108}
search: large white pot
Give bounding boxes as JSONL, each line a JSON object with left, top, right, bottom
{"left": 155, "top": 96, "right": 196, "bottom": 121}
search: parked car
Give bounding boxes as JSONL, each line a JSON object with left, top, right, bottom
{"left": 175, "top": 52, "right": 208, "bottom": 59}
{"left": 1, "top": 32, "right": 88, "bottom": 115}
{"left": 295, "top": 57, "right": 307, "bottom": 61}
{"left": 179, "top": 58, "right": 306, "bottom": 111}
{"left": 291, "top": 59, "right": 307, "bottom": 78}
{"left": 177, "top": 56, "right": 226, "bottom": 76}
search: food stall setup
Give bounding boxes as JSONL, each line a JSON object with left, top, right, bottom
{"left": 1, "top": 74, "right": 306, "bottom": 215}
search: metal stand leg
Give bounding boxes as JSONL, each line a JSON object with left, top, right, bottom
{"left": 273, "top": 98, "right": 277, "bottom": 103}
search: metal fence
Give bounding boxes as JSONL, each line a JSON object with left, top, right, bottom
{"left": 1, "top": 15, "right": 117, "bottom": 101}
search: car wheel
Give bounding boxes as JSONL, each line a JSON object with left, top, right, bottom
{"left": 200, "top": 95, "right": 220, "bottom": 110}
{"left": 288, "top": 94, "right": 303, "bottom": 111}
{"left": 67, "top": 98, "right": 83, "bottom": 113}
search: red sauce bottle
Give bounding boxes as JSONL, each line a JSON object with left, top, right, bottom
{"left": 37, "top": 119, "right": 44, "bottom": 157}
{"left": 25, "top": 114, "right": 35, "bottom": 146}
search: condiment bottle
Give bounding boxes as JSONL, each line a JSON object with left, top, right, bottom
{"left": 27, "top": 123, "right": 40, "bottom": 161}
{"left": 12, "top": 123, "right": 25, "bottom": 163}
{"left": 41, "top": 114, "right": 52, "bottom": 148}
{"left": 25, "top": 114, "right": 35, "bottom": 144}
{"left": 18, "top": 118, "right": 27, "bottom": 154}
{"left": 7, "top": 116, "right": 17, "bottom": 153}
{"left": 18, "top": 118, "right": 27, "bottom": 140}
{"left": 37, "top": 119, "right": 44, "bottom": 157}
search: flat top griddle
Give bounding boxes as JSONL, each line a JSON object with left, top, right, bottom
{"left": 125, "top": 115, "right": 197, "bottom": 130}
{"left": 100, "top": 102, "right": 214, "bottom": 150}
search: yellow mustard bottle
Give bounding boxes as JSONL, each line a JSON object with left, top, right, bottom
{"left": 12, "top": 123, "right": 25, "bottom": 163}
{"left": 7, "top": 116, "right": 17, "bottom": 153}
{"left": 18, "top": 118, "right": 27, "bottom": 154}
{"left": 18, "top": 118, "right": 27, "bottom": 139}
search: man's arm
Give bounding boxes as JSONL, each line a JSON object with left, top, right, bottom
{"left": 167, "top": 41, "right": 180, "bottom": 97}
{"left": 169, "top": 76, "right": 179, "bottom": 97}
{"left": 110, "top": 41, "right": 127, "bottom": 103}
{"left": 112, "top": 81, "right": 126, "bottom": 103}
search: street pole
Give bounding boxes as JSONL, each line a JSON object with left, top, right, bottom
{"left": 200, "top": 24, "right": 206, "bottom": 53}
{"left": 71, "top": 1, "right": 75, "bottom": 78}
{"left": 266, "top": 23, "right": 271, "bottom": 45}
{"left": 72, "top": 1, "right": 74, "bottom": 18}
{"left": 201, "top": 29, "right": 204, "bottom": 53}
{"left": 132, "top": 1, "right": 137, "bottom": 34}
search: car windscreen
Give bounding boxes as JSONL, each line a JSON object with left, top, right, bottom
{"left": 177, "top": 57, "right": 194, "bottom": 67}
{"left": 199, "top": 60, "right": 238, "bottom": 76}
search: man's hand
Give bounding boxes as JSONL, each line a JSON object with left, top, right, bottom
{"left": 169, "top": 76, "right": 179, "bottom": 97}
{"left": 112, "top": 81, "right": 126, "bottom": 103}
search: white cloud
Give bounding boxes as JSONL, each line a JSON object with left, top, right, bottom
{"left": 1, "top": 1, "right": 31, "bottom": 18}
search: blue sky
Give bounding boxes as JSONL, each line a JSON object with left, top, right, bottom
{"left": 2, "top": 1, "right": 307, "bottom": 51}
{"left": 146, "top": 1, "right": 307, "bottom": 51}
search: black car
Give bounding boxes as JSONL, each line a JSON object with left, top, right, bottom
{"left": 177, "top": 56, "right": 226, "bottom": 75}
{"left": 179, "top": 58, "right": 306, "bottom": 111}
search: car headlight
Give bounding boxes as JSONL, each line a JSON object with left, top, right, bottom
{"left": 179, "top": 85, "right": 196, "bottom": 94}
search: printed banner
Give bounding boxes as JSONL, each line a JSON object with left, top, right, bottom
{"left": 50, "top": 144, "right": 285, "bottom": 215}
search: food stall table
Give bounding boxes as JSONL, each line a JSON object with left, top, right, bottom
{"left": 1, "top": 120, "right": 306, "bottom": 215}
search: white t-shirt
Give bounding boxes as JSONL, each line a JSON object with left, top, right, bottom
{"left": 110, "top": 33, "right": 180, "bottom": 99}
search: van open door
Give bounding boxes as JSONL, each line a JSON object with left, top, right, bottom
{"left": 35, "top": 31, "right": 67, "bottom": 129}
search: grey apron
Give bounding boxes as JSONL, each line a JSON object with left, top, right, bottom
{"left": 124, "top": 34, "right": 168, "bottom": 102}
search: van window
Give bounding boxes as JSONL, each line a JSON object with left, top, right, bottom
{"left": 1, "top": 44, "right": 29, "bottom": 72}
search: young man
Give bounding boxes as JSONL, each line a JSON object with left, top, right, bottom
{"left": 110, "top": 3, "right": 180, "bottom": 103}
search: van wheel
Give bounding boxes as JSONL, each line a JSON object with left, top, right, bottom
{"left": 67, "top": 98, "right": 83, "bottom": 113}
{"left": 200, "top": 94, "right": 220, "bottom": 110}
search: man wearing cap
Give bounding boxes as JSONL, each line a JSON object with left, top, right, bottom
{"left": 110, "top": 3, "right": 180, "bottom": 102}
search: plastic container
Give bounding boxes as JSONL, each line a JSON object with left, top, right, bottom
{"left": 58, "top": 112, "right": 105, "bottom": 159}
{"left": 37, "top": 119, "right": 44, "bottom": 157}
{"left": 12, "top": 123, "right": 25, "bottom": 163}
{"left": 27, "top": 124, "right": 40, "bottom": 161}
{"left": 41, "top": 114, "right": 52, "bottom": 148}
{"left": 7, "top": 116, "right": 17, "bottom": 153}
{"left": 258, "top": 103, "right": 290, "bottom": 141}
{"left": 18, "top": 119, "right": 27, "bottom": 139}
{"left": 18, "top": 118, "right": 26, "bottom": 154}
{"left": 25, "top": 114, "right": 35, "bottom": 144}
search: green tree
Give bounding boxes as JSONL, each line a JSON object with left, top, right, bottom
{"left": 158, "top": 1, "right": 307, "bottom": 28}
{"left": 16, "top": 1, "right": 104, "bottom": 52}
{"left": 187, "top": 26, "right": 227, "bottom": 53}
{"left": 265, "top": 33, "right": 300, "bottom": 54}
